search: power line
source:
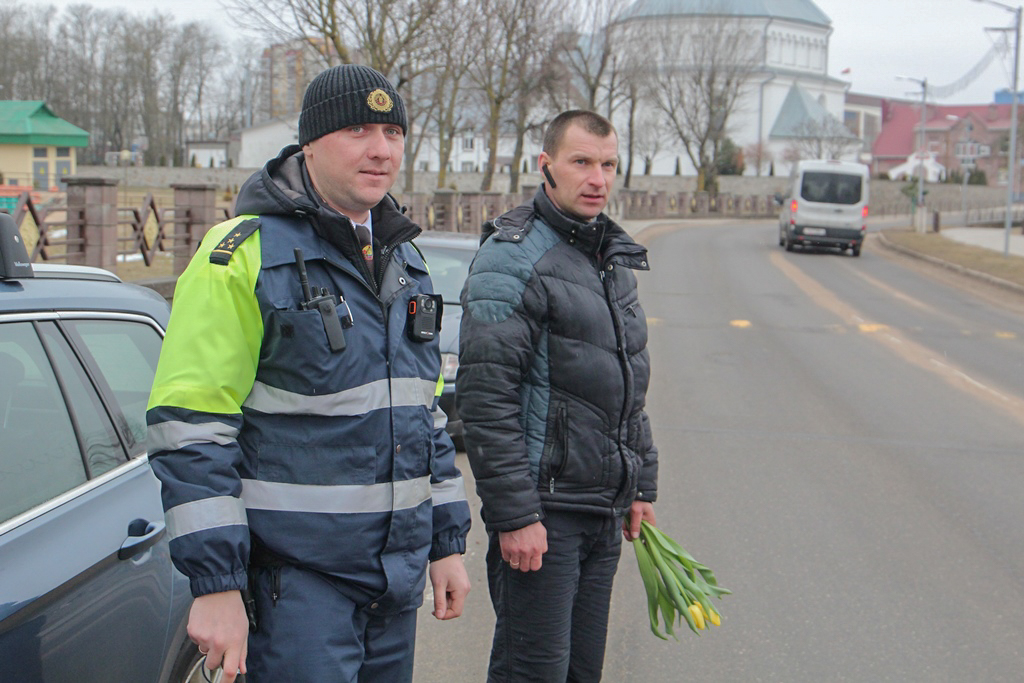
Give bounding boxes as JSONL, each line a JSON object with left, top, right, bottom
{"left": 930, "top": 40, "right": 1010, "bottom": 99}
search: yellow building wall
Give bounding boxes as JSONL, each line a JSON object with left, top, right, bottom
{"left": 0, "top": 144, "right": 78, "bottom": 189}
{"left": 0, "top": 144, "right": 32, "bottom": 186}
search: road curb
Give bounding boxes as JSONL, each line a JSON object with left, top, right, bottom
{"left": 874, "top": 231, "right": 1024, "bottom": 297}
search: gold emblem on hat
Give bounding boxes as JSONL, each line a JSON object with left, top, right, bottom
{"left": 367, "top": 89, "right": 394, "bottom": 113}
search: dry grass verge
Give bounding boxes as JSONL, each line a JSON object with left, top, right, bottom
{"left": 880, "top": 228, "right": 1024, "bottom": 290}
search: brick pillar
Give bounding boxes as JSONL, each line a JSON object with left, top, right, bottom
{"left": 65, "top": 177, "right": 118, "bottom": 269}
{"left": 694, "top": 191, "right": 709, "bottom": 214}
{"left": 650, "top": 191, "right": 667, "bottom": 218}
{"left": 462, "top": 193, "right": 484, "bottom": 233}
{"left": 172, "top": 184, "right": 218, "bottom": 275}
{"left": 433, "top": 191, "right": 459, "bottom": 232}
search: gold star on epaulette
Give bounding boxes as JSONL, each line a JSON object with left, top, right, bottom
{"left": 209, "top": 217, "right": 262, "bottom": 265}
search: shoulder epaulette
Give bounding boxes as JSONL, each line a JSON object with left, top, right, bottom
{"left": 209, "top": 217, "right": 261, "bottom": 265}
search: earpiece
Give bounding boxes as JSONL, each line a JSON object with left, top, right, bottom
{"left": 542, "top": 164, "right": 557, "bottom": 189}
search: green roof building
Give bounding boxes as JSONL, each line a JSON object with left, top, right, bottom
{"left": 0, "top": 101, "right": 89, "bottom": 192}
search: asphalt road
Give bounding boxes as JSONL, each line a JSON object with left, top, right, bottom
{"left": 413, "top": 219, "right": 1024, "bottom": 682}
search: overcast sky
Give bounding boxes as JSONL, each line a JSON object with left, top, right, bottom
{"left": 17, "top": 0, "right": 1023, "bottom": 105}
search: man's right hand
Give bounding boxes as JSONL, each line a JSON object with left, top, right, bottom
{"left": 499, "top": 521, "right": 547, "bottom": 572}
{"left": 187, "top": 590, "right": 249, "bottom": 681}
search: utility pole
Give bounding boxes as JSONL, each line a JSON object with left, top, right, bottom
{"left": 974, "top": 0, "right": 1022, "bottom": 255}
{"left": 897, "top": 76, "right": 929, "bottom": 231}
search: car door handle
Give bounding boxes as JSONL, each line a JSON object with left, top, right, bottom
{"left": 118, "top": 519, "right": 167, "bottom": 560}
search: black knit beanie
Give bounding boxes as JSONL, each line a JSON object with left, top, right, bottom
{"left": 298, "top": 64, "right": 407, "bottom": 146}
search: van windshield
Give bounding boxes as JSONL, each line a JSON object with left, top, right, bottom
{"left": 800, "top": 172, "right": 862, "bottom": 205}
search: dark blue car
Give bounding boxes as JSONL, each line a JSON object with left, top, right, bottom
{"left": 0, "top": 216, "right": 212, "bottom": 682}
{"left": 413, "top": 230, "right": 480, "bottom": 451}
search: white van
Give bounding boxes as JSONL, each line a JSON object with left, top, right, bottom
{"left": 777, "top": 160, "right": 870, "bottom": 257}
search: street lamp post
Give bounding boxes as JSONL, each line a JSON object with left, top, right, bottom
{"left": 973, "top": 0, "right": 1022, "bottom": 256}
{"left": 897, "top": 75, "right": 929, "bottom": 231}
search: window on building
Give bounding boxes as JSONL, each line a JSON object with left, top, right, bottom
{"left": 34, "top": 147, "right": 47, "bottom": 158}
{"left": 56, "top": 147, "right": 70, "bottom": 158}
{"left": 463, "top": 137, "right": 474, "bottom": 150}
{"left": 461, "top": 162, "right": 475, "bottom": 173}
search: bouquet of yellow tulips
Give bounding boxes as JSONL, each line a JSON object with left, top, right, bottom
{"left": 631, "top": 520, "right": 730, "bottom": 638}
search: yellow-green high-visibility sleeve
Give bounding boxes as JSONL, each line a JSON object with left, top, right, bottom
{"left": 149, "top": 217, "right": 263, "bottom": 415}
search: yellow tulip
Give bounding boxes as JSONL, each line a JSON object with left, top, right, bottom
{"left": 688, "top": 604, "right": 706, "bottom": 630}
{"left": 708, "top": 607, "right": 721, "bottom": 626}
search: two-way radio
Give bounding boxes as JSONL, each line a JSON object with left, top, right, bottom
{"left": 294, "top": 248, "right": 353, "bottom": 352}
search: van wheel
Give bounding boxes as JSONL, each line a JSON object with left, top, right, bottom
{"left": 785, "top": 235, "right": 795, "bottom": 252}
{"left": 778, "top": 230, "right": 785, "bottom": 247}
{"left": 851, "top": 244, "right": 861, "bottom": 257}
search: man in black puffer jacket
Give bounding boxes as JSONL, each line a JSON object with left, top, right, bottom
{"left": 457, "top": 110, "right": 659, "bottom": 682}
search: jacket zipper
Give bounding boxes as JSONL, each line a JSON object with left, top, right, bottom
{"left": 548, "top": 404, "right": 569, "bottom": 493}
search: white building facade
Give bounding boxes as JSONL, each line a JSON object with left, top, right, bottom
{"left": 613, "top": 0, "right": 853, "bottom": 176}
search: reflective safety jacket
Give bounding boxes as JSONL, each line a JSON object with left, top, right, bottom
{"left": 147, "top": 146, "right": 470, "bottom": 614}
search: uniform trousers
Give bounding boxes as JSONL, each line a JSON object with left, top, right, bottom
{"left": 245, "top": 564, "right": 417, "bottom": 683}
{"left": 485, "top": 510, "right": 623, "bottom": 683}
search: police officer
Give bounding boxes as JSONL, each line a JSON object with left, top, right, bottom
{"left": 147, "top": 64, "right": 471, "bottom": 682}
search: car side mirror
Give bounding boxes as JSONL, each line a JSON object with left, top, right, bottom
{"left": 773, "top": 193, "right": 784, "bottom": 206}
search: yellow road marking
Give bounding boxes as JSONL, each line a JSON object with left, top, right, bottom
{"left": 995, "top": 331, "right": 1017, "bottom": 339}
{"left": 769, "top": 251, "right": 1024, "bottom": 425}
{"left": 730, "top": 320, "right": 752, "bottom": 328}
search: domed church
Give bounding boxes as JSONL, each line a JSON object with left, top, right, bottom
{"left": 612, "top": 0, "right": 856, "bottom": 176}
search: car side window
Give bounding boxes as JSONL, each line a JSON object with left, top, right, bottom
{"left": 37, "top": 324, "right": 125, "bottom": 478}
{"left": 0, "top": 322, "right": 87, "bottom": 524}
{"left": 63, "top": 319, "right": 162, "bottom": 457}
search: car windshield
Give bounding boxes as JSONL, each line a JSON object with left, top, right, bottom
{"left": 800, "top": 172, "right": 862, "bottom": 205}
{"left": 418, "top": 244, "right": 475, "bottom": 304}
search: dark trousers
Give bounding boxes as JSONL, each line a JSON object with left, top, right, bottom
{"left": 486, "top": 511, "right": 623, "bottom": 683}
{"left": 245, "top": 565, "right": 417, "bottom": 683}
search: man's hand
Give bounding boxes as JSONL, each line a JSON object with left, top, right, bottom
{"left": 623, "top": 500, "right": 656, "bottom": 541}
{"left": 429, "top": 554, "right": 471, "bottom": 620}
{"left": 187, "top": 590, "right": 249, "bottom": 681}
{"left": 499, "top": 520, "right": 547, "bottom": 572}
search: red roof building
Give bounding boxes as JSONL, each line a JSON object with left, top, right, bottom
{"left": 871, "top": 100, "right": 1013, "bottom": 185}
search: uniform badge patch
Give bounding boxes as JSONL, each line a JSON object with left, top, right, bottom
{"left": 367, "top": 89, "right": 394, "bottom": 113}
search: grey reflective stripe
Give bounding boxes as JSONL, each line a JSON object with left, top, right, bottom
{"left": 241, "top": 476, "right": 432, "bottom": 514}
{"left": 147, "top": 420, "right": 239, "bottom": 454}
{"left": 243, "top": 377, "right": 436, "bottom": 416}
{"left": 431, "top": 476, "right": 467, "bottom": 506}
{"left": 433, "top": 406, "right": 448, "bottom": 431}
{"left": 166, "top": 496, "right": 248, "bottom": 540}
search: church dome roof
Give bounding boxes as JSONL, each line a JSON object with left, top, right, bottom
{"left": 621, "top": 0, "right": 830, "bottom": 27}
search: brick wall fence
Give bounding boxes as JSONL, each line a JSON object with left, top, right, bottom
{"left": 2, "top": 171, "right": 1013, "bottom": 296}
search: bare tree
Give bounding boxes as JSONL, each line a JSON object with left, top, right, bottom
{"left": 420, "top": 0, "right": 481, "bottom": 188}
{"left": 631, "top": 108, "right": 669, "bottom": 178}
{"left": 557, "top": 0, "right": 630, "bottom": 113}
{"left": 622, "top": 11, "right": 761, "bottom": 193}
{"left": 469, "top": 0, "right": 557, "bottom": 191}
{"left": 743, "top": 139, "right": 772, "bottom": 177}
{"left": 225, "top": 0, "right": 442, "bottom": 79}
{"left": 0, "top": 3, "right": 58, "bottom": 101}
{"left": 506, "top": 0, "right": 562, "bottom": 193}
{"left": 783, "top": 117, "right": 861, "bottom": 162}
